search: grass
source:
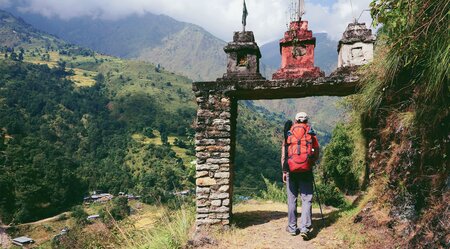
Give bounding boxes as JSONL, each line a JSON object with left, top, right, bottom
{"left": 325, "top": 206, "right": 368, "bottom": 248}
{"left": 68, "top": 68, "right": 97, "bottom": 87}
{"left": 125, "top": 203, "right": 195, "bottom": 249}
{"left": 7, "top": 214, "right": 74, "bottom": 248}
{"left": 5, "top": 200, "right": 183, "bottom": 249}
{"left": 131, "top": 131, "right": 195, "bottom": 165}
{"left": 131, "top": 133, "right": 162, "bottom": 145}
{"left": 322, "top": 177, "right": 390, "bottom": 248}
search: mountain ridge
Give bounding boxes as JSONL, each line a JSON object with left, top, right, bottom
{"left": 5, "top": 8, "right": 227, "bottom": 81}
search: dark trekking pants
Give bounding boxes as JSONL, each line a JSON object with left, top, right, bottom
{"left": 286, "top": 171, "right": 313, "bottom": 233}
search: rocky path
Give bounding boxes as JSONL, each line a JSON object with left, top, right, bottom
{"left": 198, "top": 200, "right": 348, "bottom": 249}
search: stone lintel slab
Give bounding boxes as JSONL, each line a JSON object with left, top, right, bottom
{"left": 193, "top": 67, "right": 360, "bottom": 100}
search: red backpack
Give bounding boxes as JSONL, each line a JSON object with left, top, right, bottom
{"left": 287, "top": 123, "right": 315, "bottom": 172}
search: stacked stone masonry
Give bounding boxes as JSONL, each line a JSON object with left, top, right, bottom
{"left": 194, "top": 88, "right": 235, "bottom": 228}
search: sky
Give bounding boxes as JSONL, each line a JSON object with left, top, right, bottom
{"left": 0, "top": 0, "right": 374, "bottom": 44}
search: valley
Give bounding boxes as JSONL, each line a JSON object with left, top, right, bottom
{"left": 0, "top": 0, "right": 447, "bottom": 248}
{"left": 0, "top": 9, "right": 284, "bottom": 227}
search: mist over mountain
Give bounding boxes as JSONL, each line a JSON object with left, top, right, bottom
{"left": 6, "top": 9, "right": 227, "bottom": 81}
{"left": 6, "top": 8, "right": 338, "bottom": 81}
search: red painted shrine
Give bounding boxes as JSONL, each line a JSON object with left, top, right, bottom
{"left": 272, "top": 20, "right": 324, "bottom": 79}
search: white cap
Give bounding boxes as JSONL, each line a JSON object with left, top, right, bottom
{"left": 295, "top": 112, "right": 308, "bottom": 122}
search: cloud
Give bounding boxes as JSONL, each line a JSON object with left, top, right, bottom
{"left": 305, "top": 0, "right": 374, "bottom": 41}
{"left": 3, "top": 0, "right": 374, "bottom": 44}
{"left": 0, "top": 0, "right": 11, "bottom": 8}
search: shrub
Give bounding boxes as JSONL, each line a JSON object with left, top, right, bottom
{"left": 143, "top": 127, "right": 156, "bottom": 138}
{"left": 321, "top": 123, "right": 359, "bottom": 193}
{"left": 259, "top": 176, "right": 287, "bottom": 203}
{"left": 56, "top": 213, "right": 68, "bottom": 221}
{"left": 315, "top": 182, "right": 348, "bottom": 208}
{"left": 108, "top": 197, "right": 130, "bottom": 221}
{"left": 129, "top": 204, "right": 195, "bottom": 249}
{"left": 71, "top": 206, "right": 88, "bottom": 226}
{"left": 259, "top": 176, "right": 348, "bottom": 208}
{"left": 173, "top": 138, "right": 187, "bottom": 148}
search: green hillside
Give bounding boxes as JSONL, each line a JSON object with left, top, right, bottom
{"left": 0, "top": 10, "right": 284, "bottom": 223}
{"left": 6, "top": 8, "right": 343, "bottom": 139}
{"left": 0, "top": 10, "right": 63, "bottom": 49}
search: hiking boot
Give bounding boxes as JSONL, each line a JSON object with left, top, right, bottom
{"left": 300, "top": 231, "right": 309, "bottom": 240}
{"left": 285, "top": 227, "right": 299, "bottom": 236}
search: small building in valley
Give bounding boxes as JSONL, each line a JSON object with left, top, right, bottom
{"left": 12, "top": 236, "right": 34, "bottom": 246}
{"left": 87, "top": 214, "right": 100, "bottom": 220}
{"left": 83, "top": 193, "right": 113, "bottom": 203}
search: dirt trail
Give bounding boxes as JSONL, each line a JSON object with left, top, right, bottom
{"left": 199, "top": 201, "right": 346, "bottom": 249}
{"left": 0, "top": 226, "right": 12, "bottom": 248}
{"left": 6, "top": 212, "right": 71, "bottom": 228}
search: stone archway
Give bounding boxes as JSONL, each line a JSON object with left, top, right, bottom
{"left": 193, "top": 69, "right": 361, "bottom": 228}
{"left": 192, "top": 21, "right": 374, "bottom": 229}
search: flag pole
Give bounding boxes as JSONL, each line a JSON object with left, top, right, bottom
{"left": 242, "top": 0, "right": 248, "bottom": 32}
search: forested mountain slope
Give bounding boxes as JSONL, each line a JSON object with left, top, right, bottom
{"left": 0, "top": 10, "right": 283, "bottom": 224}
{"left": 7, "top": 7, "right": 345, "bottom": 138}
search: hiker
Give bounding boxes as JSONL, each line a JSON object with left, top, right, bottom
{"left": 281, "top": 112, "right": 319, "bottom": 240}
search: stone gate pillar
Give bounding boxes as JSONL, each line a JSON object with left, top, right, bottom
{"left": 193, "top": 88, "right": 236, "bottom": 228}
{"left": 193, "top": 31, "right": 263, "bottom": 229}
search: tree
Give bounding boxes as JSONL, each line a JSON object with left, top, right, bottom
{"left": 18, "top": 48, "right": 24, "bottom": 61}
{"left": 10, "top": 52, "right": 18, "bottom": 61}
{"left": 55, "top": 60, "right": 67, "bottom": 76}
{"left": 160, "top": 132, "right": 168, "bottom": 145}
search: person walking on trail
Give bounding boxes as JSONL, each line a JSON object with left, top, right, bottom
{"left": 281, "top": 112, "right": 319, "bottom": 240}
